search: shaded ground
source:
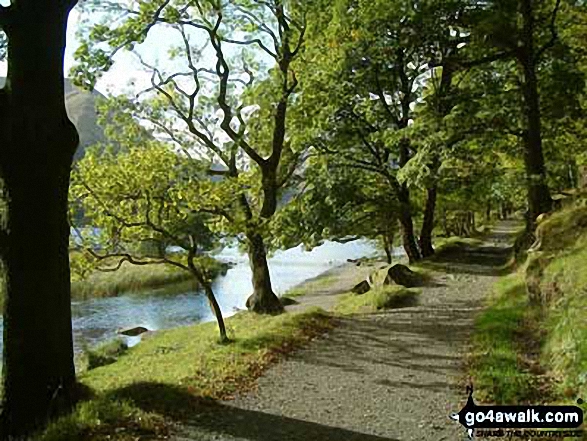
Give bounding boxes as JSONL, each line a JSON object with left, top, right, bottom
{"left": 170, "top": 221, "right": 520, "bottom": 441}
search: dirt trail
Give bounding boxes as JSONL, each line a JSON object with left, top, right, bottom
{"left": 172, "top": 221, "right": 520, "bottom": 441}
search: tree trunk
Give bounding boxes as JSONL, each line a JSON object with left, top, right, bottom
{"left": 202, "top": 283, "right": 228, "bottom": 343}
{"left": 419, "top": 185, "right": 437, "bottom": 258}
{"left": 519, "top": 0, "right": 553, "bottom": 229}
{"left": 384, "top": 245, "right": 392, "bottom": 265}
{"left": 245, "top": 231, "right": 283, "bottom": 314}
{"left": 485, "top": 201, "right": 491, "bottom": 222}
{"left": 382, "top": 232, "right": 394, "bottom": 264}
{"left": 397, "top": 188, "right": 421, "bottom": 263}
{"left": 0, "top": 3, "right": 79, "bottom": 436}
{"left": 188, "top": 258, "right": 228, "bottom": 343}
{"left": 2, "top": 170, "right": 77, "bottom": 436}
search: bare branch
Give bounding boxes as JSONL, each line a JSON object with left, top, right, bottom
{"left": 206, "top": 14, "right": 267, "bottom": 167}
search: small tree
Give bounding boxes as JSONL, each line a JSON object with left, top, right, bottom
{"left": 72, "top": 0, "right": 308, "bottom": 313}
{"left": 70, "top": 141, "right": 240, "bottom": 343}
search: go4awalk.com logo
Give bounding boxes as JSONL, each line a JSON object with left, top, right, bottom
{"left": 450, "top": 385, "right": 584, "bottom": 439}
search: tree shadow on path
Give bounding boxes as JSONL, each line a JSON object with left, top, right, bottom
{"left": 108, "top": 382, "right": 400, "bottom": 441}
{"left": 418, "top": 221, "right": 522, "bottom": 277}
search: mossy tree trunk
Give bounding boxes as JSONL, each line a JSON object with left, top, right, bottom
{"left": 0, "top": 1, "right": 79, "bottom": 436}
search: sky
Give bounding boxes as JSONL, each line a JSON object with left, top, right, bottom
{"left": 0, "top": 6, "right": 186, "bottom": 97}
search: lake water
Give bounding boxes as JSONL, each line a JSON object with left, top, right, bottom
{"left": 70, "top": 239, "right": 381, "bottom": 351}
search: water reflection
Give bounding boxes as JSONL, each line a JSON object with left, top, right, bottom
{"left": 2, "top": 239, "right": 381, "bottom": 353}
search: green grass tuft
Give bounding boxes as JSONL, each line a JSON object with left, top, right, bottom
{"left": 77, "top": 338, "right": 129, "bottom": 372}
{"left": 334, "top": 285, "right": 419, "bottom": 315}
{"left": 432, "top": 237, "right": 484, "bottom": 256}
{"left": 39, "top": 398, "right": 167, "bottom": 441}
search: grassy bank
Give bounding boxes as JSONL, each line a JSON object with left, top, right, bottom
{"left": 0, "top": 256, "right": 228, "bottom": 309}
{"left": 531, "top": 207, "right": 587, "bottom": 404}
{"left": 334, "top": 285, "right": 420, "bottom": 315}
{"left": 469, "top": 206, "right": 587, "bottom": 427}
{"left": 38, "top": 308, "right": 334, "bottom": 440}
{"left": 469, "top": 273, "right": 540, "bottom": 404}
{"left": 71, "top": 261, "right": 197, "bottom": 300}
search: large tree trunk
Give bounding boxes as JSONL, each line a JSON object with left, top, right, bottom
{"left": 245, "top": 231, "right": 283, "bottom": 314}
{"left": 2, "top": 169, "right": 77, "bottom": 436}
{"left": 519, "top": 0, "right": 553, "bottom": 229}
{"left": 397, "top": 187, "right": 421, "bottom": 264}
{"left": 0, "top": 3, "right": 79, "bottom": 436}
{"left": 419, "top": 185, "right": 437, "bottom": 258}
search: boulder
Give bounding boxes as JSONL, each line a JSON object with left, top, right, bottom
{"left": 384, "top": 264, "right": 420, "bottom": 288}
{"left": 347, "top": 258, "right": 362, "bottom": 266}
{"left": 280, "top": 296, "right": 299, "bottom": 306}
{"left": 351, "top": 280, "right": 371, "bottom": 295}
{"left": 118, "top": 326, "right": 150, "bottom": 337}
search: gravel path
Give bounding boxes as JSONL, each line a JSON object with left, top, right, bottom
{"left": 172, "top": 221, "right": 520, "bottom": 441}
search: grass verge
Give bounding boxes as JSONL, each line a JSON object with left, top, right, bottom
{"left": 469, "top": 273, "right": 541, "bottom": 404}
{"left": 334, "top": 285, "right": 420, "bottom": 315}
{"left": 533, "top": 207, "right": 587, "bottom": 405}
{"left": 38, "top": 308, "right": 334, "bottom": 440}
{"left": 470, "top": 206, "right": 587, "bottom": 435}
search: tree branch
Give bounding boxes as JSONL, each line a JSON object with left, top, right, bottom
{"left": 536, "top": 0, "right": 562, "bottom": 61}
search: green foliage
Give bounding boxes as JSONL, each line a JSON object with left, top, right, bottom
{"left": 272, "top": 155, "right": 398, "bottom": 250}
{"left": 70, "top": 140, "right": 240, "bottom": 278}
{"left": 72, "top": 0, "right": 311, "bottom": 265}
